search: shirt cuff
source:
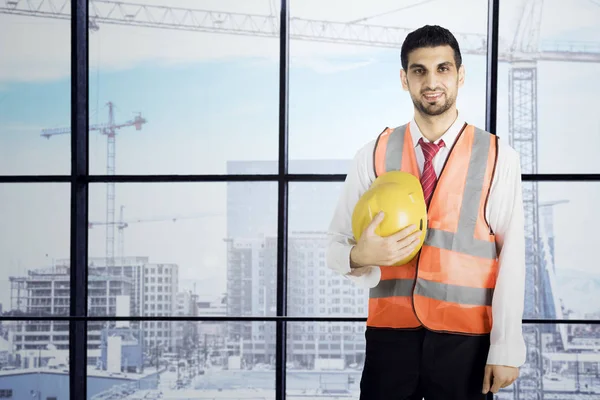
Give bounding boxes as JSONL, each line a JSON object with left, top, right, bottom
{"left": 334, "top": 244, "right": 381, "bottom": 289}
{"left": 486, "top": 340, "right": 527, "bottom": 368}
{"left": 346, "top": 264, "right": 381, "bottom": 288}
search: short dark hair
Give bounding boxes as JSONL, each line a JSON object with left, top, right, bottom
{"left": 400, "top": 25, "right": 462, "bottom": 71}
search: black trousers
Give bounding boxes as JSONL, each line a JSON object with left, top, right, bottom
{"left": 359, "top": 327, "right": 491, "bottom": 400}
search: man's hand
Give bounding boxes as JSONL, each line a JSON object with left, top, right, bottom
{"left": 482, "top": 365, "right": 519, "bottom": 394}
{"left": 350, "top": 211, "right": 422, "bottom": 268}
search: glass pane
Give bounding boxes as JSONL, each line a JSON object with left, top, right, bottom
{"left": 287, "top": 321, "right": 363, "bottom": 397}
{"left": 498, "top": 0, "right": 600, "bottom": 173}
{"left": 88, "top": 2, "right": 280, "bottom": 175}
{"left": 289, "top": 181, "right": 367, "bottom": 318}
{"left": 293, "top": 181, "right": 600, "bottom": 320}
{"left": 0, "top": 183, "right": 70, "bottom": 316}
{"left": 0, "top": 320, "right": 69, "bottom": 398}
{"left": 499, "top": 323, "right": 600, "bottom": 399}
{"left": 88, "top": 181, "right": 277, "bottom": 317}
{"left": 86, "top": 320, "right": 276, "bottom": 399}
{"left": 289, "top": 0, "right": 489, "bottom": 174}
{"left": 286, "top": 322, "right": 600, "bottom": 399}
{"left": 0, "top": 6, "right": 71, "bottom": 175}
{"left": 528, "top": 182, "right": 600, "bottom": 320}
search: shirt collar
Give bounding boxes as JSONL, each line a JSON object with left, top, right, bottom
{"left": 410, "top": 111, "right": 465, "bottom": 149}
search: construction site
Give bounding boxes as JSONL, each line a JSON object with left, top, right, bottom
{"left": 1, "top": 0, "right": 600, "bottom": 399}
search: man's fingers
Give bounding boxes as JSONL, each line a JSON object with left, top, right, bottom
{"left": 365, "top": 211, "right": 385, "bottom": 236}
{"left": 382, "top": 232, "right": 422, "bottom": 265}
{"left": 389, "top": 223, "right": 419, "bottom": 241}
{"left": 482, "top": 366, "right": 492, "bottom": 394}
{"left": 398, "top": 230, "right": 422, "bottom": 248}
{"left": 392, "top": 234, "right": 421, "bottom": 256}
{"left": 490, "top": 377, "right": 503, "bottom": 393}
{"left": 483, "top": 366, "right": 518, "bottom": 394}
{"left": 502, "top": 375, "right": 517, "bottom": 388}
{"left": 388, "top": 231, "right": 420, "bottom": 254}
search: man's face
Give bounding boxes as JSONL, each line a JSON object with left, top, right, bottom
{"left": 400, "top": 45, "right": 464, "bottom": 117}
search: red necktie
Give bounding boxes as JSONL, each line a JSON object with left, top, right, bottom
{"left": 419, "top": 138, "right": 445, "bottom": 207}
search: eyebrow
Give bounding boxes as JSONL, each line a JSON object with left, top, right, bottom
{"left": 409, "top": 61, "right": 454, "bottom": 70}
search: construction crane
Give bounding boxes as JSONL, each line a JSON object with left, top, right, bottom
{"left": 2, "top": 0, "right": 599, "bottom": 61}
{"left": 41, "top": 101, "right": 147, "bottom": 267}
{"left": 4, "top": 1, "right": 600, "bottom": 399}
{"left": 509, "top": 1, "right": 549, "bottom": 398}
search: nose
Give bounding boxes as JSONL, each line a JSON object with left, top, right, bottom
{"left": 425, "top": 72, "right": 439, "bottom": 90}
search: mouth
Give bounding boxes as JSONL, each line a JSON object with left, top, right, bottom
{"left": 422, "top": 92, "right": 444, "bottom": 102}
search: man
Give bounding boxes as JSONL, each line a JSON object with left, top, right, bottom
{"left": 326, "top": 25, "right": 526, "bottom": 400}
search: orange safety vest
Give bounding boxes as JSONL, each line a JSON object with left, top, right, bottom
{"left": 368, "top": 122, "right": 499, "bottom": 335}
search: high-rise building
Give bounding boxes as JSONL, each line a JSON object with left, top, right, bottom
{"left": 68, "top": 257, "right": 180, "bottom": 351}
{"left": 8, "top": 257, "right": 180, "bottom": 368}
{"left": 174, "top": 291, "right": 199, "bottom": 352}
{"left": 225, "top": 236, "right": 277, "bottom": 365}
{"left": 8, "top": 264, "right": 132, "bottom": 367}
{"left": 225, "top": 160, "right": 368, "bottom": 368}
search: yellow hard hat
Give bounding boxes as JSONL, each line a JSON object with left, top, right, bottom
{"left": 351, "top": 171, "right": 428, "bottom": 266}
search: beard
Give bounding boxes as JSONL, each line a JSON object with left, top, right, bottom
{"left": 411, "top": 90, "right": 456, "bottom": 116}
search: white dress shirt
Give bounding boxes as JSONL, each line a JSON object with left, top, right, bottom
{"left": 326, "top": 113, "right": 527, "bottom": 368}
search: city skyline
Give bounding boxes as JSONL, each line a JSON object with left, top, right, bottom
{"left": 1, "top": 160, "right": 600, "bottom": 318}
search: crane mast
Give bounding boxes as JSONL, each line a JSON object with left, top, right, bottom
{"left": 508, "top": 1, "right": 545, "bottom": 398}
{"left": 106, "top": 103, "right": 116, "bottom": 267}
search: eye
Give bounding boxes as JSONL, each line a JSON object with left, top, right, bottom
{"left": 420, "top": 218, "right": 423, "bottom": 230}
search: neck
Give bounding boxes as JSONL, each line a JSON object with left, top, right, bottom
{"left": 414, "top": 108, "right": 458, "bottom": 142}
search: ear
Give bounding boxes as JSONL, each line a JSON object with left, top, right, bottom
{"left": 458, "top": 64, "right": 465, "bottom": 88}
{"left": 400, "top": 69, "right": 409, "bottom": 91}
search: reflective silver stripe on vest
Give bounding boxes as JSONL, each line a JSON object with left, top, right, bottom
{"left": 370, "top": 279, "right": 414, "bottom": 299}
{"left": 414, "top": 278, "right": 494, "bottom": 306}
{"left": 384, "top": 124, "right": 408, "bottom": 173}
{"left": 371, "top": 125, "right": 497, "bottom": 300}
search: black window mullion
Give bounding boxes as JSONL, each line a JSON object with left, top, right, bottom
{"left": 70, "top": 0, "right": 89, "bottom": 398}
{"left": 276, "top": 0, "right": 290, "bottom": 399}
{"left": 485, "top": 0, "right": 500, "bottom": 135}
{"left": 2, "top": 173, "right": 600, "bottom": 184}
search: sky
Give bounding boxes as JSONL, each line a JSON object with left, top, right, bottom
{"left": 0, "top": 0, "right": 599, "bottom": 316}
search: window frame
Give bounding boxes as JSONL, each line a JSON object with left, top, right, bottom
{"left": 1, "top": 1, "right": 599, "bottom": 399}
